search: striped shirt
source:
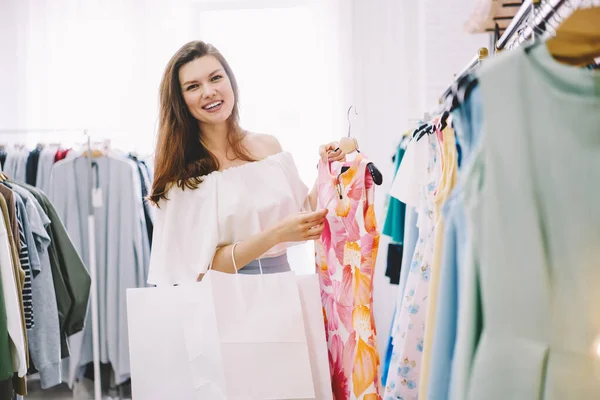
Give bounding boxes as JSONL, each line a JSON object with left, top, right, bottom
{"left": 16, "top": 206, "right": 34, "bottom": 330}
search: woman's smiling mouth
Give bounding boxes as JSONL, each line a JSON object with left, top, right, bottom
{"left": 202, "top": 100, "right": 223, "bottom": 113}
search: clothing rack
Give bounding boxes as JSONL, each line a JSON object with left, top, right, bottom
{"left": 496, "top": 0, "right": 537, "bottom": 50}
{"left": 495, "top": 0, "right": 581, "bottom": 50}
{"left": 439, "top": 47, "right": 489, "bottom": 105}
{"left": 0, "top": 129, "right": 102, "bottom": 400}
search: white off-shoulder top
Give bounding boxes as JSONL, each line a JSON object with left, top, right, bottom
{"left": 147, "top": 151, "right": 310, "bottom": 286}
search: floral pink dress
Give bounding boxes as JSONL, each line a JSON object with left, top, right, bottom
{"left": 315, "top": 153, "right": 382, "bottom": 400}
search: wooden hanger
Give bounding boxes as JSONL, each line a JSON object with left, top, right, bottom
{"left": 337, "top": 107, "right": 383, "bottom": 186}
{"left": 81, "top": 148, "right": 105, "bottom": 158}
{"left": 546, "top": 5, "right": 600, "bottom": 66}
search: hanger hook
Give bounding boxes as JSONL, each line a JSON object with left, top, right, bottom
{"left": 347, "top": 105, "right": 358, "bottom": 137}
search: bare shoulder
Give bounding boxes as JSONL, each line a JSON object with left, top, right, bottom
{"left": 244, "top": 132, "right": 284, "bottom": 159}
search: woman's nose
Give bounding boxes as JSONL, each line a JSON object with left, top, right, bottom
{"left": 202, "top": 86, "right": 216, "bottom": 99}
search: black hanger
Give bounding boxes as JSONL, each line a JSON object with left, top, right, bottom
{"left": 411, "top": 123, "right": 428, "bottom": 139}
{"left": 339, "top": 156, "right": 383, "bottom": 186}
{"left": 414, "top": 123, "right": 433, "bottom": 142}
{"left": 438, "top": 110, "right": 450, "bottom": 131}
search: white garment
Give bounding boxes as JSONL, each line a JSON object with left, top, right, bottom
{"left": 4, "top": 149, "right": 28, "bottom": 183}
{"left": 389, "top": 136, "right": 429, "bottom": 207}
{"left": 0, "top": 207, "right": 27, "bottom": 377}
{"left": 148, "top": 151, "right": 310, "bottom": 286}
{"left": 35, "top": 147, "right": 59, "bottom": 195}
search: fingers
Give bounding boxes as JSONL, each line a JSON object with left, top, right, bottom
{"left": 302, "top": 209, "right": 328, "bottom": 224}
{"left": 319, "top": 141, "right": 339, "bottom": 158}
{"left": 305, "top": 222, "right": 325, "bottom": 240}
{"left": 326, "top": 148, "right": 346, "bottom": 162}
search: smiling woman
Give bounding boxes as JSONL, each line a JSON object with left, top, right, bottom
{"left": 149, "top": 41, "right": 257, "bottom": 203}
{"left": 147, "top": 40, "right": 340, "bottom": 286}
{"left": 180, "top": 59, "right": 234, "bottom": 125}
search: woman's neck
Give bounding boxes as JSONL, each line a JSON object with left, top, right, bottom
{"left": 200, "top": 122, "right": 230, "bottom": 155}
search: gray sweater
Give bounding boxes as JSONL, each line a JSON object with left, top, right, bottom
{"left": 48, "top": 154, "right": 150, "bottom": 385}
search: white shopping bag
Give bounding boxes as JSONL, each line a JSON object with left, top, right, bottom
{"left": 127, "top": 269, "right": 318, "bottom": 399}
{"left": 197, "top": 269, "right": 315, "bottom": 399}
{"left": 126, "top": 282, "right": 225, "bottom": 400}
{"left": 296, "top": 274, "right": 334, "bottom": 400}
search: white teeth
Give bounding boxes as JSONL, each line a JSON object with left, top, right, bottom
{"left": 204, "top": 101, "right": 222, "bottom": 110}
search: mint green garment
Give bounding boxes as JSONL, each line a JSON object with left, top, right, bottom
{"left": 452, "top": 42, "right": 600, "bottom": 400}
{"left": 382, "top": 146, "right": 406, "bottom": 243}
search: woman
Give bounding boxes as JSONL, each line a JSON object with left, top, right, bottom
{"left": 147, "top": 40, "right": 343, "bottom": 285}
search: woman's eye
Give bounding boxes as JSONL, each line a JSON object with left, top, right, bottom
{"left": 211, "top": 75, "right": 223, "bottom": 82}
{"left": 186, "top": 84, "right": 198, "bottom": 91}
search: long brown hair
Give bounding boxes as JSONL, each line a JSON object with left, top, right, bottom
{"left": 149, "top": 40, "right": 255, "bottom": 205}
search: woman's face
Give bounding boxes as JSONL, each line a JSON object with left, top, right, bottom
{"left": 179, "top": 55, "right": 235, "bottom": 127}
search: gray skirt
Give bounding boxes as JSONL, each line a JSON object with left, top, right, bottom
{"left": 238, "top": 253, "right": 291, "bottom": 275}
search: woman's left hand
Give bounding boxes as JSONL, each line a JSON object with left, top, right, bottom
{"left": 319, "top": 141, "right": 346, "bottom": 162}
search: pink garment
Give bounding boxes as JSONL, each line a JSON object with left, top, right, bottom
{"left": 315, "top": 153, "right": 382, "bottom": 400}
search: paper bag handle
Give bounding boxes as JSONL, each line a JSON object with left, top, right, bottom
{"left": 231, "top": 242, "right": 263, "bottom": 275}
{"left": 207, "top": 243, "right": 264, "bottom": 275}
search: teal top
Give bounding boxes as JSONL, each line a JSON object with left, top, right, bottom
{"left": 382, "top": 146, "right": 406, "bottom": 243}
{"left": 452, "top": 42, "right": 600, "bottom": 400}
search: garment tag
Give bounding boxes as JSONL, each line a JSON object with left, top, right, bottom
{"left": 92, "top": 188, "right": 103, "bottom": 208}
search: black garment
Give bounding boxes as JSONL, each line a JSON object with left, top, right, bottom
{"left": 385, "top": 242, "right": 403, "bottom": 285}
{"left": 0, "top": 150, "right": 6, "bottom": 171}
{"left": 0, "top": 378, "right": 13, "bottom": 400}
{"left": 26, "top": 148, "right": 41, "bottom": 186}
{"left": 129, "top": 155, "right": 153, "bottom": 246}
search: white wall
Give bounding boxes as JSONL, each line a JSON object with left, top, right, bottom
{"left": 0, "top": 0, "right": 20, "bottom": 129}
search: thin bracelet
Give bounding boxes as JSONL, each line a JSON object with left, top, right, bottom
{"left": 231, "top": 242, "right": 240, "bottom": 274}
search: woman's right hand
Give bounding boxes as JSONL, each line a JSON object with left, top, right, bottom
{"left": 272, "top": 209, "right": 328, "bottom": 243}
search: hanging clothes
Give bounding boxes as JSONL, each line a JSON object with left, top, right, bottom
{"left": 315, "top": 153, "right": 382, "bottom": 399}
{"left": 0, "top": 148, "right": 7, "bottom": 171}
{"left": 382, "top": 143, "right": 409, "bottom": 285}
{"left": 21, "top": 182, "right": 91, "bottom": 359}
{"left": 382, "top": 204, "right": 420, "bottom": 386}
{"left": 0, "top": 270, "right": 13, "bottom": 396}
{"left": 3, "top": 148, "right": 28, "bottom": 184}
{"left": 11, "top": 183, "right": 63, "bottom": 389}
{"left": 26, "top": 147, "right": 42, "bottom": 186}
{"left": 49, "top": 153, "right": 150, "bottom": 385}
{"left": 384, "top": 131, "right": 441, "bottom": 400}
{"left": 449, "top": 43, "right": 600, "bottom": 400}
{"left": 418, "top": 124, "right": 458, "bottom": 399}
{"left": 128, "top": 154, "right": 154, "bottom": 248}
{"left": 35, "top": 147, "right": 61, "bottom": 195}
{"left": 0, "top": 192, "right": 28, "bottom": 394}
{"left": 426, "top": 81, "right": 484, "bottom": 400}
{"left": 14, "top": 193, "right": 35, "bottom": 331}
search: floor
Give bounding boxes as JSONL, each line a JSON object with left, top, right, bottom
{"left": 24, "top": 376, "right": 131, "bottom": 400}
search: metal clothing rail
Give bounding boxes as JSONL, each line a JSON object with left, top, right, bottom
{"left": 496, "top": 0, "right": 536, "bottom": 50}
{"left": 439, "top": 47, "right": 489, "bottom": 105}
{"left": 0, "top": 129, "right": 102, "bottom": 400}
{"left": 495, "top": 0, "right": 579, "bottom": 51}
